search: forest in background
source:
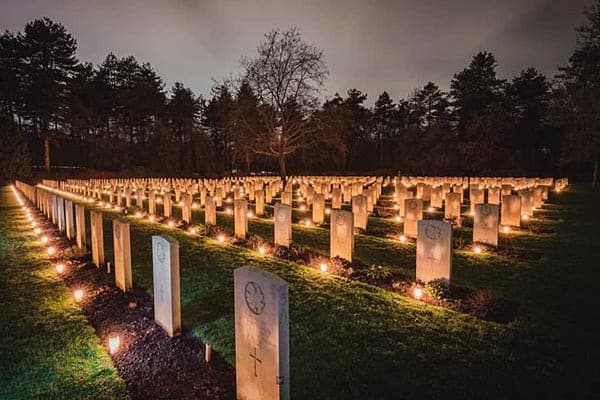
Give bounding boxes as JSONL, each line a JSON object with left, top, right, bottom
{"left": 1, "top": 1, "right": 599, "bottom": 184}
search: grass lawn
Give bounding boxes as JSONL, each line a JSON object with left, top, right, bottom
{"left": 71, "top": 183, "right": 599, "bottom": 399}
{"left": 0, "top": 187, "right": 128, "bottom": 400}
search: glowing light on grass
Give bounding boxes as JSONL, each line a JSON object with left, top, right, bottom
{"left": 473, "top": 245, "right": 483, "bottom": 254}
{"left": 148, "top": 215, "right": 155, "bottom": 222}
{"left": 167, "top": 220, "right": 175, "bottom": 229}
{"left": 55, "top": 263, "right": 65, "bottom": 274}
{"left": 31, "top": 221, "right": 37, "bottom": 227}
{"left": 74, "top": 289, "right": 84, "bottom": 302}
{"left": 114, "top": 205, "right": 121, "bottom": 212}
{"left": 189, "top": 227, "right": 197, "bottom": 235}
{"left": 47, "top": 246, "right": 56, "bottom": 256}
{"left": 225, "top": 208, "right": 232, "bottom": 214}
{"left": 304, "top": 220, "right": 312, "bottom": 227}
{"left": 247, "top": 211, "right": 254, "bottom": 218}
{"left": 522, "top": 214, "right": 529, "bottom": 221}
{"left": 413, "top": 287, "right": 423, "bottom": 300}
{"left": 320, "top": 263, "right": 328, "bottom": 273}
{"left": 34, "top": 227, "right": 41, "bottom": 235}
{"left": 108, "top": 336, "right": 120, "bottom": 355}
{"left": 40, "top": 235, "right": 49, "bottom": 244}
{"left": 502, "top": 226, "right": 510, "bottom": 233}
{"left": 395, "top": 215, "right": 402, "bottom": 223}
{"left": 135, "top": 211, "right": 142, "bottom": 218}
{"left": 399, "top": 234, "right": 407, "bottom": 243}
{"left": 258, "top": 246, "right": 266, "bottom": 255}
{"left": 217, "top": 234, "right": 225, "bottom": 244}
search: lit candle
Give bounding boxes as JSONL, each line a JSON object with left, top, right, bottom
{"left": 108, "top": 336, "right": 120, "bottom": 355}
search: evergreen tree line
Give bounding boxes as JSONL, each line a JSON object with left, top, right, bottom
{"left": 1, "top": 6, "right": 599, "bottom": 183}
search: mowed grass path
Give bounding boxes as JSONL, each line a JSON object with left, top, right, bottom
{"left": 81, "top": 184, "right": 599, "bottom": 399}
{"left": 0, "top": 187, "right": 128, "bottom": 400}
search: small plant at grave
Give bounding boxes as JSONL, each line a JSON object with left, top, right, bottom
{"left": 424, "top": 278, "right": 450, "bottom": 300}
{"left": 364, "top": 265, "right": 393, "bottom": 282}
{"left": 205, "top": 224, "right": 223, "bottom": 237}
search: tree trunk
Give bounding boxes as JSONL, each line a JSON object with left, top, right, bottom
{"left": 44, "top": 135, "right": 50, "bottom": 172}
{"left": 245, "top": 150, "right": 251, "bottom": 173}
{"left": 593, "top": 158, "right": 598, "bottom": 189}
{"left": 278, "top": 153, "right": 287, "bottom": 183}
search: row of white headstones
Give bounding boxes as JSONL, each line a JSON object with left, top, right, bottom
{"left": 16, "top": 181, "right": 289, "bottom": 400}
{"left": 15, "top": 175, "right": 568, "bottom": 400}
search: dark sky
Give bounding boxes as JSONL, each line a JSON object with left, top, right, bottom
{"left": 0, "top": 0, "right": 593, "bottom": 103}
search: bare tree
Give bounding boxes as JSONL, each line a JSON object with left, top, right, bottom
{"left": 241, "top": 27, "right": 328, "bottom": 181}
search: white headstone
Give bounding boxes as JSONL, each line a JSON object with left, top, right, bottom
{"left": 274, "top": 203, "right": 292, "bottom": 247}
{"left": 330, "top": 210, "right": 354, "bottom": 262}
{"left": 152, "top": 235, "right": 181, "bottom": 337}
{"left": 234, "top": 266, "right": 289, "bottom": 400}
{"left": 473, "top": 203, "right": 499, "bottom": 247}
{"left": 90, "top": 210, "right": 104, "bottom": 267}
{"left": 416, "top": 220, "right": 452, "bottom": 285}
{"left": 113, "top": 219, "right": 132, "bottom": 291}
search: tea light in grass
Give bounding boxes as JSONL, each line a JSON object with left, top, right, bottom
{"left": 74, "top": 289, "right": 84, "bottom": 302}
{"left": 34, "top": 227, "right": 41, "bottom": 235}
{"left": 395, "top": 215, "right": 402, "bottom": 223}
{"left": 114, "top": 205, "right": 121, "bottom": 212}
{"left": 473, "top": 245, "right": 483, "bottom": 254}
{"left": 413, "top": 286, "right": 423, "bottom": 300}
{"left": 55, "top": 263, "right": 65, "bottom": 274}
{"left": 247, "top": 211, "right": 254, "bottom": 218}
{"left": 189, "top": 227, "right": 197, "bottom": 235}
{"left": 320, "top": 263, "right": 328, "bottom": 273}
{"left": 167, "top": 220, "right": 175, "bottom": 229}
{"left": 217, "top": 234, "right": 225, "bottom": 244}
{"left": 135, "top": 211, "right": 142, "bottom": 218}
{"left": 502, "top": 226, "right": 510, "bottom": 233}
{"left": 148, "top": 215, "right": 155, "bottom": 222}
{"left": 399, "top": 234, "right": 407, "bottom": 243}
{"left": 304, "top": 220, "right": 312, "bottom": 227}
{"left": 40, "top": 235, "right": 49, "bottom": 244}
{"left": 108, "top": 336, "right": 120, "bottom": 355}
{"left": 47, "top": 246, "right": 56, "bottom": 256}
{"left": 258, "top": 246, "right": 266, "bottom": 255}
{"left": 522, "top": 214, "right": 529, "bottom": 221}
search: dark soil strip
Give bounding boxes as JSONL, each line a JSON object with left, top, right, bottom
{"left": 41, "top": 220, "right": 236, "bottom": 400}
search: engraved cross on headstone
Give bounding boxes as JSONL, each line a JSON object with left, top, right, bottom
{"left": 250, "top": 346, "right": 262, "bottom": 377}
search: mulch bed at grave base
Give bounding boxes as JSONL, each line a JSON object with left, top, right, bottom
{"left": 55, "top": 244, "right": 235, "bottom": 399}
{"left": 229, "top": 233, "right": 519, "bottom": 324}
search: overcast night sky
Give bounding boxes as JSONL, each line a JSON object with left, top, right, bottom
{"left": 0, "top": 0, "right": 594, "bottom": 103}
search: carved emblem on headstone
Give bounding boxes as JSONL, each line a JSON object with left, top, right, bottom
{"left": 157, "top": 242, "right": 167, "bottom": 267}
{"left": 244, "top": 281, "right": 266, "bottom": 315}
{"left": 480, "top": 204, "right": 491, "bottom": 216}
{"left": 425, "top": 224, "right": 442, "bottom": 240}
